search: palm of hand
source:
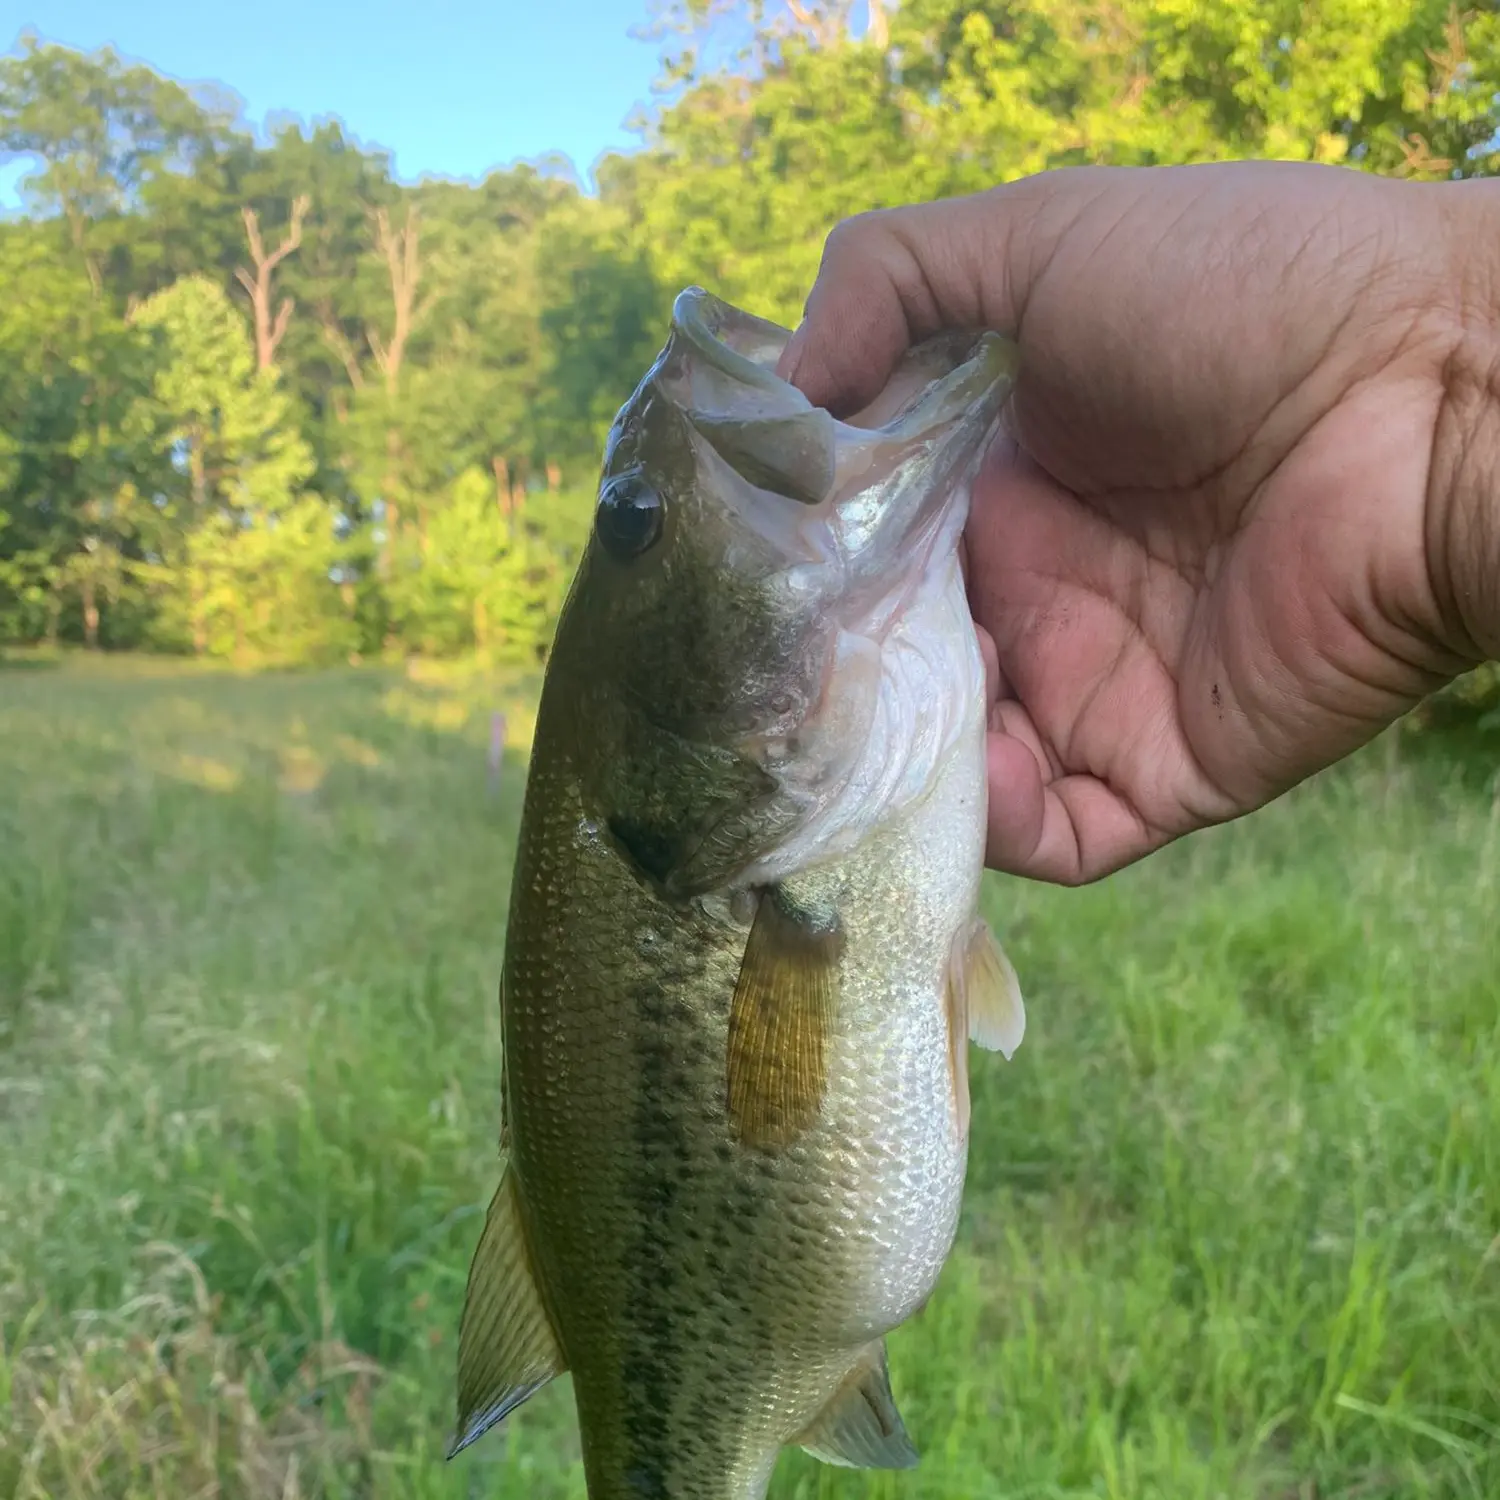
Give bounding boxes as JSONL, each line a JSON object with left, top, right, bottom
{"left": 964, "top": 169, "right": 1461, "bottom": 880}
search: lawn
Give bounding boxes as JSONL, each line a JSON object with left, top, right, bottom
{"left": 0, "top": 655, "right": 1496, "bottom": 1499}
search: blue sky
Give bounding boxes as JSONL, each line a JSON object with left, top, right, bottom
{"left": 3, "top": 0, "right": 665, "bottom": 206}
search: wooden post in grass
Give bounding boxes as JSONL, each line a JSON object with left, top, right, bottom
{"left": 488, "top": 711, "right": 507, "bottom": 799}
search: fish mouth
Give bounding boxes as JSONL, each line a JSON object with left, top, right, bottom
{"left": 669, "top": 285, "right": 1015, "bottom": 447}
{"left": 668, "top": 286, "right": 796, "bottom": 398}
{"left": 663, "top": 285, "right": 1016, "bottom": 568}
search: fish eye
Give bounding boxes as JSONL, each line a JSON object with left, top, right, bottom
{"left": 595, "top": 470, "right": 664, "bottom": 560}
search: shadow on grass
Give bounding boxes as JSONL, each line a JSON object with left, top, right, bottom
{"left": 0, "top": 651, "right": 61, "bottom": 672}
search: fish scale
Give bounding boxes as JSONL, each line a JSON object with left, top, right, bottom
{"left": 450, "top": 288, "right": 1027, "bottom": 1499}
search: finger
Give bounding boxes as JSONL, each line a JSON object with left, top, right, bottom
{"left": 991, "top": 697, "right": 1061, "bottom": 779}
{"left": 985, "top": 732, "right": 1166, "bottom": 885}
{"left": 984, "top": 731, "right": 1047, "bottom": 871}
{"left": 776, "top": 171, "right": 1097, "bottom": 415}
{"left": 974, "top": 619, "right": 1004, "bottom": 712}
{"left": 777, "top": 196, "right": 999, "bottom": 415}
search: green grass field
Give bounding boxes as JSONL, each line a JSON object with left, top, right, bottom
{"left": 1, "top": 655, "right": 1496, "bottom": 1499}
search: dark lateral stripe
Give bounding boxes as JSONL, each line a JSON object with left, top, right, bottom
{"left": 622, "top": 973, "right": 693, "bottom": 1488}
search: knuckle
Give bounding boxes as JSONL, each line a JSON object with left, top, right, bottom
{"left": 821, "top": 206, "right": 898, "bottom": 262}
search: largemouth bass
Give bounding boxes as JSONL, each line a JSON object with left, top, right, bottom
{"left": 452, "top": 287, "right": 1025, "bottom": 1500}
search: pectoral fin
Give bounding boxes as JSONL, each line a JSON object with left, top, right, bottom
{"left": 796, "top": 1340, "right": 919, "bottom": 1470}
{"left": 953, "top": 916, "right": 1025, "bottom": 1059}
{"left": 449, "top": 1165, "right": 566, "bottom": 1459}
{"left": 726, "top": 885, "right": 844, "bottom": 1148}
{"left": 945, "top": 916, "right": 1025, "bottom": 1141}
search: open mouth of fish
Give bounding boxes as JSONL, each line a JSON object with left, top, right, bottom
{"left": 662, "top": 286, "right": 1015, "bottom": 611}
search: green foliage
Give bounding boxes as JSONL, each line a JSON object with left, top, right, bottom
{"left": 0, "top": 32, "right": 238, "bottom": 294}
{"left": 0, "top": 666, "right": 1496, "bottom": 1496}
{"left": 132, "top": 274, "right": 316, "bottom": 513}
{"left": 534, "top": 191, "right": 665, "bottom": 459}
{"left": 0, "top": 6, "right": 1497, "bottom": 699}
{"left": 143, "top": 498, "right": 358, "bottom": 665}
{"left": 0, "top": 223, "right": 168, "bottom": 643}
{"left": 383, "top": 470, "right": 592, "bottom": 663}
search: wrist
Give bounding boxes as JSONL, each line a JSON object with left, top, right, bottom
{"left": 1428, "top": 179, "right": 1500, "bottom": 665}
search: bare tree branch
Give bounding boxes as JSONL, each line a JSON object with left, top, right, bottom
{"left": 1426, "top": 5, "right": 1468, "bottom": 95}
{"left": 269, "top": 297, "right": 294, "bottom": 355}
{"left": 319, "top": 310, "right": 365, "bottom": 391}
{"left": 367, "top": 325, "right": 390, "bottom": 376}
{"left": 365, "top": 204, "right": 428, "bottom": 397}
{"left": 783, "top": 0, "right": 855, "bottom": 46}
{"left": 235, "top": 194, "right": 310, "bottom": 371}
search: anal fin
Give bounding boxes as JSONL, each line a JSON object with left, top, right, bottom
{"left": 726, "top": 884, "right": 844, "bottom": 1149}
{"left": 448, "top": 1163, "right": 566, "bottom": 1459}
{"left": 795, "top": 1340, "right": 919, "bottom": 1470}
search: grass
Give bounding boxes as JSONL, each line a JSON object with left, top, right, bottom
{"left": 0, "top": 653, "right": 1496, "bottom": 1499}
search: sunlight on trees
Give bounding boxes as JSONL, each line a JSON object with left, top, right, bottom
{"left": 1, "top": 5, "right": 1496, "bottom": 666}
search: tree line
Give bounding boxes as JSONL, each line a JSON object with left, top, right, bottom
{"left": 1, "top": 0, "right": 1494, "bottom": 666}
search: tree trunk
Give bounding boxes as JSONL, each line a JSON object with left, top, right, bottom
{"left": 381, "top": 427, "right": 401, "bottom": 575}
{"left": 190, "top": 574, "right": 207, "bottom": 655}
{"left": 82, "top": 576, "right": 99, "bottom": 649}
{"left": 190, "top": 431, "right": 208, "bottom": 508}
{"left": 367, "top": 206, "right": 430, "bottom": 583}
{"left": 66, "top": 203, "right": 103, "bottom": 298}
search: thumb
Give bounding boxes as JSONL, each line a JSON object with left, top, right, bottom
{"left": 775, "top": 176, "right": 1065, "bottom": 416}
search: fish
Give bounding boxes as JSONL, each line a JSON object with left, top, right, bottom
{"left": 450, "top": 285, "right": 1026, "bottom": 1500}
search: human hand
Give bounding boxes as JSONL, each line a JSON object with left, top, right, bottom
{"left": 778, "top": 161, "right": 1500, "bottom": 883}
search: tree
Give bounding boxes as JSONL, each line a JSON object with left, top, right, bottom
{"left": 0, "top": 222, "right": 166, "bottom": 644}
{"left": 383, "top": 466, "right": 586, "bottom": 662}
{"left": 889, "top": 0, "right": 1500, "bottom": 186}
{"left": 534, "top": 187, "right": 665, "bottom": 463}
{"left": 129, "top": 275, "right": 326, "bottom": 655}
{"left": 0, "top": 34, "right": 236, "bottom": 297}
{"left": 3, "top": 16, "right": 1497, "bottom": 666}
{"left": 227, "top": 122, "right": 397, "bottom": 506}
{"left": 131, "top": 275, "right": 314, "bottom": 518}
{"left": 337, "top": 201, "right": 433, "bottom": 570}
{"left": 234, "top": 194, "right": 309, "bottom": 371}
{"left": 619, "top": 0, "right": 1500, "bottom": 334}
{"left": 149, "top": 495, "right": 357, "bottom": 664}
{"left": 406, "top": 164, "right": 587, "bottom": 494}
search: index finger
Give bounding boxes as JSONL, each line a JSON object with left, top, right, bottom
{"left": 775, "top": 176, "right": 1062, "bottom": 416}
